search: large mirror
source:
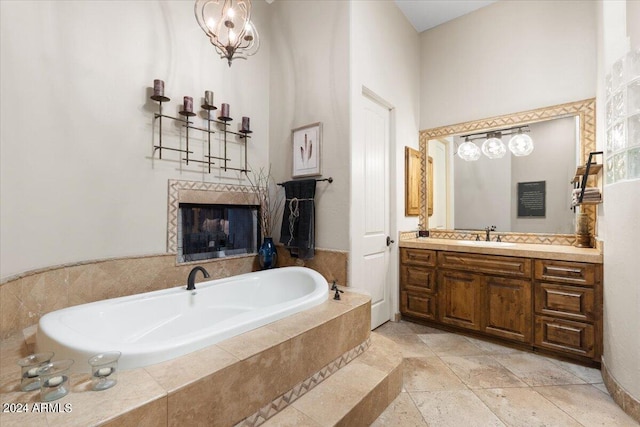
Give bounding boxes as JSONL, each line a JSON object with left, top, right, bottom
{"left": 419, "top": 99, "right": 597, "bottom": 236}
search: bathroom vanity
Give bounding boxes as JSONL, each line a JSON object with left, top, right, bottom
{"left": 399, "top": 238, "right": 603, "bottom": 364}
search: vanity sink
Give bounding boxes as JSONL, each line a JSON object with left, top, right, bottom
{"left": 457, "top": 240, "right": 517, "bottom": 248}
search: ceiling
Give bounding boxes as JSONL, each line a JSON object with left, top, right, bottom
{"left": 394, "top": 0, "right": 497, "bottom": 33}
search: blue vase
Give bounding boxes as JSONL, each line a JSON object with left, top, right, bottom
{"left": 259, "top": 237, "right": 278, "bottom": 269}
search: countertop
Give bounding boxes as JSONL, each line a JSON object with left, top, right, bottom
{"left": 400, "top": 237, "right": 603, "bottom": 264}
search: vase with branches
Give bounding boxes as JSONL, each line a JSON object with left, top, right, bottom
{"left": 245, "top": 165, "right": 284, "bottom": 268}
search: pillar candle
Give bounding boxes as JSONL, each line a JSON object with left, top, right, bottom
{"left": 241, "top": 116, "right": 250, "bottom": 132}
{"left": 221, "top": 103, "right": 230, "bottom": 118}
{"left": 153, "top": 79, "right": 164, "bottom": 97}
{"left": 205, "top": 91, "right": 214, "bottom": 107}
{"left": 183, "top": 96, "right": 193, "bottom": 113}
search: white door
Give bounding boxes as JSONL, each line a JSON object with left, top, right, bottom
{"left": 351, "top": 92, "right": 392, "bottom": 329}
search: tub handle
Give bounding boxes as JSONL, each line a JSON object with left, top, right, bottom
{"left": 331, "top": 281, "right": 344, "bottom": 300}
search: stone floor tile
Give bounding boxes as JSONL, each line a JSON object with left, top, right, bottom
{"left": 410, "top": 389, "right": 506, "bottom": 427}
{"left": 463, "top": 336, "right": 524, "bottom": 355}
{"left": 535, "top": 384, "right": 639, "bottom": 426}
{"left": 440, "top": 355, "right": 527, "bottom": 389}
{"left": 381, "top": 333, "right": 436, "bottom": 358}
{"left": 370, "top": 392, "right": 428, "bottom": 427}
{"left": 403, "top": 357, "right": 467, "bottom": 392}
{"left": 474, "top": 387, "right": 583, "bottom": 427}
{"left": 417, "top": 332, "right": 486, "bottom": 356}
{"left": 374, "top": 320, "right": 415, "bottom": 337}
{"left": 548, "top": 358, "right": 604, "bottom": 384}
{"left": 493, "top": 352, "right": 587, "bottom": 386}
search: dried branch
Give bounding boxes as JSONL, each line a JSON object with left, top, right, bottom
{"left": 245, "top": 165, "right": 284, "bottom": 239}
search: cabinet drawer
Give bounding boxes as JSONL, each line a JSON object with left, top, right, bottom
{"left": 438, "top": 251, "right": 532, "bottom": 278}
{"left": 534, "top": 316, "right": 594, "bottom": 358}
{"left": 535, "top": 282, "right": 595, "bottom": 322}
{"left": 400, "top": 266, "right": 436, "bottom": 293}
{"left": 401, "top": 291, "right": 437, "bottom": 320}
{"left": 534, "top": 260, "right": 596, "bottom": 286}
{"left": 401, "top": 248, "right": 437, "bottom": 267}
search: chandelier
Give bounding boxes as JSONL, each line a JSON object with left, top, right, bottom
{"left": 194, "top": 0, "right": 260, "bottom": 66}
{"left": 457, "top": 126, "right": 534, "bottom": 161}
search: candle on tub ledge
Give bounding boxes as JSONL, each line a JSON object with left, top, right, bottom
{"left": 95, "top": 367, "right": 114, "bottom": 377}
{"left": 46, "top": 376, "right": 64, "bottom": 387}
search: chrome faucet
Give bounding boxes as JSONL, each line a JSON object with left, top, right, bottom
{"left": 485, "top": 225, "right": 496, "bottom": 241}
{"left": 186, "top": 266, "right": 210, "bottom": 291}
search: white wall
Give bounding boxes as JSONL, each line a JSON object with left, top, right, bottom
{"left": 0, "top": 1, "right": 271, "bottom": 279}
{"left": 268, "top": 0, "right": 350, "bottom": 252}
{"left": 598, "top": 0, "right": 640, "bottom": 402}
{"left": 349, "top": 0, "right": 419, "bottom": 309}
{"left": 420, "top": 0, "right": 597, "bottom": 129}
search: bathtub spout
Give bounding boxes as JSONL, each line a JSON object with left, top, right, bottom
{"left": 186, "top": 266, "right": 210, "bottom": 291}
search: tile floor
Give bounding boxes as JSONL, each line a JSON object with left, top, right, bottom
{"left": 371, "top": 320, "right": 638, "bottom": 427}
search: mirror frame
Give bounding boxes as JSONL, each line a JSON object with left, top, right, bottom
{"left": 418, "top": 98, "right": 596, "bottom": 239}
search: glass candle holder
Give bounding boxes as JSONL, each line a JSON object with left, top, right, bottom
{"left": 17, "top": 352, "right": 54, "bottom": 392}
{"left": 38, "top": 359, "right": 74, "bottom": 402}
{"left": 88, "top": 351, "right": 120, "bottom": 391}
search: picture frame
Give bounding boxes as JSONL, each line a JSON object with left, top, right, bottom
{"left": 292, "top": 122, "right": 322, "bottom": 178}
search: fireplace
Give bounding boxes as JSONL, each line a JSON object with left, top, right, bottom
{"left": 178, "top": 203, "right": 259, "bottom": 262}
{"left": 168, "top": 180, "right": 260, "bottom": 264}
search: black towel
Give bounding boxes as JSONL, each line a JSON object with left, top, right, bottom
{"left": 279, "top": 179, "right": 316, "bottom": 259}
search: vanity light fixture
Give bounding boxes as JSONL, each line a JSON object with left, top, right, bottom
{"left": 194, "top": 0, "right": 260, "bottom": 66}
{"left": 508, "top": 129, "right": 534, "bottom": 156}
{"left": 458, "top": 126, "right": 534, "bottom": 161}
{"left": 481, "top": 132, "right": 507, "bottom": 159}
{"left": 457, "top": 137, "right": 482, "bottom": 161}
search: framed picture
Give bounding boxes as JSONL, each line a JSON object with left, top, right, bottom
{"left": 292, "top": 122, "right": 322, "bottom": 178}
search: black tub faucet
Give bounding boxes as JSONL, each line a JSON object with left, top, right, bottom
{"left": 485, "top": 225, "right": 496, "bottom": 241}
{"left": 187, "top": 266, "right": 210, "bottom": 291}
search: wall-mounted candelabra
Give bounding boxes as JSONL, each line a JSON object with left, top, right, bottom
{"left": 150, "top": 79, "right": 252, "bottom": 173}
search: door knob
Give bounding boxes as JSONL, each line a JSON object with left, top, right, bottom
{"left": 386, "top": 236, "right": 395, "bottom": 246}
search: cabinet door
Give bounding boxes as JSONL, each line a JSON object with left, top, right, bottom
{"left": 482, "top": 276, "right": 532, "bottom": 342}
{"left": 438, "top": 270, "right": 481, "bottom": 330}
{"left": 400, "top": 266, "right": 436, "bottom": 293}
{"left": 401, "top": 291, "right": 436, "bottom": 320}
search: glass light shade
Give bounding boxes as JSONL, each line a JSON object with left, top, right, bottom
{"left": 481, "top": 137, "right": 506, "bottom": 159}
{"left": 458, "top": 140, "right": 481, "bottom": 161}
{"left": 508, "top": 133, "right": 534, "bottom": 156}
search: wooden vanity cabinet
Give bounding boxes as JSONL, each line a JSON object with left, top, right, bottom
{"left": 400, "top": 248, "right": 437, "bottom": 320}
{"left": 399, "top": 247, "right": 602, "bottom": 363}
{"left": 533, "top": 259, "right": 602, "bottom": 360}
{"left": 437, "top": 252, "right": 532, "bottom": 343}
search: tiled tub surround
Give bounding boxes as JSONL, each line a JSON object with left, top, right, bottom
{"left": 0, "top": 249, "right": 348, "bottom": 340}
{"left": 0, "top": 291, "right": 389, "bottom": 426}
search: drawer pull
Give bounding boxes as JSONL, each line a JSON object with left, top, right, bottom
{"left": 545, "top": 266, "right": 583, "bottom": 276}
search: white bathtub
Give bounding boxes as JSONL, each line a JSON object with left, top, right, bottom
{"left": 36, "top": 267, "right": 329, "bottom": 372}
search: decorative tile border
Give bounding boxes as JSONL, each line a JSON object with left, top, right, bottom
{"left": 418, "top": 98, "right": 598, "bottom": 240}
{"left": 427, "top": 229, "right": 576, "bottom": 246}
{"left": 236, "top": 337, "right": 372, "bottom": 427}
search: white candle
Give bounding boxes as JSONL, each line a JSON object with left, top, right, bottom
{"left": 97, "top": 367, "right": 113, "bottom": 377}
{"left": 26, "top": 367, "right": 39, "bottom": 378}
{"left": 47, "top": 376, "right": 64, "bottom": 387}
{"left": 205, "top": 90, "right": 214, "bottom": 107}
